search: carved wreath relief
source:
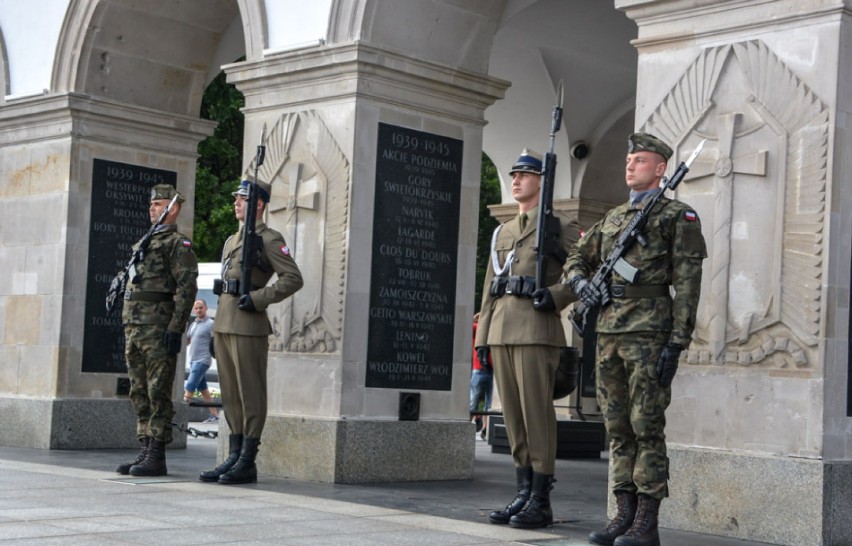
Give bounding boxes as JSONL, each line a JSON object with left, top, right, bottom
{"left": 245, "top": 111, "right": 350, "bottom": 353}
{"left": 641, "top": 40, "right": 828, "bottom": 368}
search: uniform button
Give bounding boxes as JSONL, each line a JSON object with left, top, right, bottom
{"left": 517, "top": 242, "right": 523, "bottom": 247}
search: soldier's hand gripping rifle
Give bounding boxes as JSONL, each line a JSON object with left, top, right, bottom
{"left": 239, "top": 128, "right": 267, "bottom": 300}
{"left": 105, "top": 193, "right": 180, "bottom": 313}
{"left": 568, "top": 139, "right": 706, "bottom": 335}
{"left": 532, "top": 81, "right": 568, "bottom": 309}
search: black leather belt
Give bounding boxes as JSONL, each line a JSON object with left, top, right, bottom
{"left": 610, "top": 284, "right": 669, "bottom": 298}
{"left": 124, "top": 291, "right": 172, "bottom": 302}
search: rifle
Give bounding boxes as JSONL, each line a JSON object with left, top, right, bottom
{"left": 569, "top": 139, "right": 706, "bottom": 335}
{"left": 105, "top": 193, "right": 180, "bottom": 312}
{"left": 533, "top": 81, "right": 567, "bottom": 301}
{"left": 239, "top": 128, "right": 267, "bottom": 296}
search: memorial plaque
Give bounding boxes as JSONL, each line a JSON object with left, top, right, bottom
{"left": 366, "top": 123, "right": 463, "bottom": 390}
{"left": 82, "top": 159, "right": 176, "bottom": 373}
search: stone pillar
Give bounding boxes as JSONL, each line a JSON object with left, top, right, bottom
{"left": 616, "top": 1, "right": 852, "bottom": 544}
{"left": 222, "top": 42, "right": 508, "bottom": 483}
{"left": 0, "top": 94, "right": 213, "bottom": 449}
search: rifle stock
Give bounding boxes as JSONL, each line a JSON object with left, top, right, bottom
{"left": 533, "top": 81, "right": 564, "bottom": 297}
{"left": 569, "top": 139, "right": 705, "bottom": 335}
{"left": 239, "top": 128, "right": 267, "bottom": 297}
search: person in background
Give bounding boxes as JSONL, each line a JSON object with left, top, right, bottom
{"left": 470, "top": 312, "right": 493, "bottom": 441}
{"left": 564, "top": 133, "right": 706, "bottom": 546}
{"left": 199, "top": 179, "right": 303, "bottom": 485}
{"left": 116, "top": 184, "right": 198, "bottom": 477}
{"left": 184, "top": 299, "right": 219, "bottom": 423}
{"left": 475, "top": 149, "right": 579, "bottom": 529}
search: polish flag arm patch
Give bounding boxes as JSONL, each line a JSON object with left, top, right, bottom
{"left": 182, "top": 239, "right": 192, "bottom": 247}
{"left": 684, "top": 210, "right": 698, "bottom": 222}
{"left": 280, "top": 245, "right": 291, "bottom": 256}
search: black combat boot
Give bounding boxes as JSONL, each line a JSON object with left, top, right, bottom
{"left": 129, "top": 439, "right": 167, "bottom": 476}
{"left": 589, "top": 491, "right": 638, "bottom": 545}
{"left": 613, "top": 494, "right": 661, "bottom": 546}
{"left": 508, "top": 472, "right": 554, "bottom": 529}
{"left": 116, "top": 437, "right": 150, "bottom": 475}
{"left": 218, "top": 436, "right": 260, "bottom": 484}
{"left": 199, "top": 434, "right": 243, "bottom": 482}
{"left": 489, "top": 466, "right": 533, "bottom": 524}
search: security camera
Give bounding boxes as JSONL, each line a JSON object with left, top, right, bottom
{"left": 570, "top": 141, "right": 589, "bottom": 160}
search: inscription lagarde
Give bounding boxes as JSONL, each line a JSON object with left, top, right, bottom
{"left": 641, "top": 40, "right": 828, "bottom": 369}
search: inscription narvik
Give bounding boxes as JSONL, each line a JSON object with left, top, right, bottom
{"left": 366, "top": 123, "right": 463, "bottom": 390}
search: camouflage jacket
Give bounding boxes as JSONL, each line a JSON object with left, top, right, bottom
{"left": 563, "top": 196, "right": 706, "bottom": 347}
{"left": 121, "top": 224, "right": 198, "bottom": 332}
{"left": 213, "top": 222, "right": 304, "bottom": 336}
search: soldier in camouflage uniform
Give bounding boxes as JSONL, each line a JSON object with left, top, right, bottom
{"left": 116, "top": 184, "right": 198, "bottom": 477}
{"left": 476, "top": 149, "right": 579, "bottom": 529}
{"left": 563, "top": 134, "right": 706, "bottom": 546}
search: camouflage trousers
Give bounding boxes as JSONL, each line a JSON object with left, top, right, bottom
{"left": 124, "top": 323, "right": 177, "bottom": 443}
{"left": 596, "top": 332, "right": 671, "bottom": 500}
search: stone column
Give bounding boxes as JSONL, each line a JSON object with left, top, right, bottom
{"left": 0, "top": 94, "right": 213, "bottom": 449}
{"left": 222, "top": 42, "right": 508, "bottom": 483}
{"left": 616, "top": 1, "right": 852, "bottom": 544}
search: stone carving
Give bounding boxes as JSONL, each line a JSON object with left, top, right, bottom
{"left": 641, "top": 40, "right": 828, "bottom": 368}
{"left": 245, "top": 111, "right": 350, "bottom": 353}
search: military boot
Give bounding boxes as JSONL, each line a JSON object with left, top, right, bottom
{"left": 129, "top": 439, "right": 167, "bottom": 476}
{"left": 116, "top": 437, "right": 150, "bottom": 475}
{"left": 489, "top": 466, "right": 532, "bottom": 524}
{"left": 509, "top": 472, "right": 554, "bottom": 529}
{"left": 218, "top": 436, "right": 260, "bottom": 484}
{"left": 199, "top": 434, "right": 243, "bottom": 482}
{"left": 589, "top": 491, "right": 638, "bottom": 545}
{"left": 613, "top": 494, "right": 661, "bottom": 546}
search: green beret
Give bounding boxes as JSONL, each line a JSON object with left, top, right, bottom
{"left": 150, "top": 184, "right": 185, "bottom": 203}
{"left": 627, "top": 133, "right": 673, "bottom": 161}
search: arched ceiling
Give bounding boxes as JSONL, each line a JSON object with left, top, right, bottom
{"left": 484, "top": 0, "right": 638, "bottom": 205}
{"left": 70, "top": 0, "right": 241, "bottom": 116}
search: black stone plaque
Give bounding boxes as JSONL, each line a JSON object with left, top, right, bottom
{"left": 366, "top": 123, "right": 463, "bottom": 390}
{"left": 82, "top": 159, "right": 176, "bottom": 373}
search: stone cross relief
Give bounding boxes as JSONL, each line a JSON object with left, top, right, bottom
{"left": 684, "top": 111, "right": 768, "bottom": 363}
{"left": 272, "top": 160, "right": 321, "bottom": 349}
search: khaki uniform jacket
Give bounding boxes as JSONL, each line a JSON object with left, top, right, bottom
{"left": 476, "top": 209, "right": 579, "bottom": 347}
{"left": 213, "top": 222, "right": 304, "bottom": 337}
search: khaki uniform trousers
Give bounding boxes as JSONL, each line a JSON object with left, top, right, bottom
{"left": 214, "top": 332, "right": 269, "bottom": 438}
{"left": 492, "top": 344, "right": 559, "bottom": 474}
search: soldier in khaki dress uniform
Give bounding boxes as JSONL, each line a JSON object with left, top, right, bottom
{"left": 475, "top": 149, "right": 579, "bottom": 529}
{"left": 116, "top": 184, "right": 198, "bottom": 477}
{"left": 564, "top": 134, "right": 706, "bottom": 546}
{"left": 200, "top": 179, "right": 303, "bottom": 485}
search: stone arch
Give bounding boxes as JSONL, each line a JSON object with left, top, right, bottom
{"left": 481, "top": 0, "right": 638, "bottom": 208}
{"left": 0, "top": 26, "right": 8, "bottom": 102}
{"left": 51, "top": 0, "right": 249, "bottom": 115}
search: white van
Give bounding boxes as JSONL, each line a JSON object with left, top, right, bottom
{"left": 195, "top": 262, "right": 221, "bottom": 318}
{"left": 186, "top": 262, "right": 220, "bottom": 384}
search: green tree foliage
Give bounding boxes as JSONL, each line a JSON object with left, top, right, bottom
{"left": 475, "top": 153, "right": 501, "bottom": 310}
{"left": 193, "top": 71, "right": 245, "bottom": 261}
